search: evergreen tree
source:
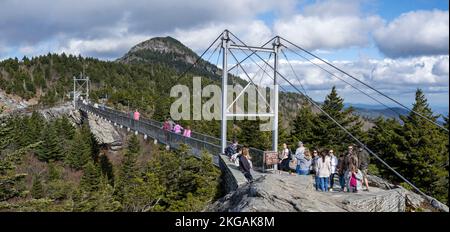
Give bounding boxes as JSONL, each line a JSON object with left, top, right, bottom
{"left": 127, "top": 134, "right": 141, "bottom": 155}
{"left": 115, "top": 135, "right": 140, "bottom": 200}
{"left": 31, "top": 175, "right": 44, "bottom": 199}
{"left": 74, "top": 176, "right": 121, "bottom": 212}
{"left": 316, "top": 86, "right": 365, "bottom": 152}
{"left": 80, "top": 161, "right": 101, "bottom": 192}
{"left": 47, "top": 161, "right": 61, "bottom": 181}
{"left": 290, "top": 103, "right": 319, "bottom": 148}
{"left": 369, "top": 89, "right": 448, "bottom": 204}
{"left": 28, "top": 112, "right": 45, "bottom": 143}
{"left": 35, "top": 122, "right": 63, "bottom": 161}
{"left": 237, "top": 118, "right": 271, "bottom": 150}
{"left": 99, "top": 154, "right": 114, "bottom": 185}
{"left": 277, "top": 112, "right": 290, "bottom": 147}
{"left": 65, "top": 130, "right": 91, "bottom": 170}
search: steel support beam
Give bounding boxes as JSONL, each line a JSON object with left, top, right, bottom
{"left": 272, "top": 36, "right": 281, "bottom": 151}
{"left": 220, "top": 30, "right": 230, "bottom": 154}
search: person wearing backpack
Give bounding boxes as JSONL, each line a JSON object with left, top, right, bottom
{"left": 295, "top": 142, "right": 311, "bottom": 175}
{"left": 357, "top": 146, "right": 370, "bottom": 191}
{"left": 224, "top": 139, "right": 238, "bottom": 158}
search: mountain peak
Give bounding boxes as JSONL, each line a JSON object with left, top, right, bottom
{"left": 118, "top": 36, "right": 198, "bottom": 65}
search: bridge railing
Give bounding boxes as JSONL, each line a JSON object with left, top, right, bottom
{"left": 78, "top": 101, "right": 265, "bottom": 171}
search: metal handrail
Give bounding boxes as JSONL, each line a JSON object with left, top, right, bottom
{"left": 77, "top": 100, "right": 266, "bottom": 170}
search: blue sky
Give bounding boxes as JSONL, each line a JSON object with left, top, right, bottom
{"left": 0, "top": 0, "right": 448, "bottom": 114}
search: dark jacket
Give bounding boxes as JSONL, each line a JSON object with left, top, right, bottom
{"left": 238, "top": 154, "right": 252, "bottom": 173}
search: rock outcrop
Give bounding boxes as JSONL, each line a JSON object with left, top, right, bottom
{"left": 207, "top": 173, "right": 448, "bottom": 212}
{"left": 86, "top": 113, "right": 122, "bottom": 150}
{"left": 38, "top": 102, "right": 82, "bottom": 125}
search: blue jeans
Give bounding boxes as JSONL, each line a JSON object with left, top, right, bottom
{"left": 315, "top": 175, "right": 320, "bottom": 190}
{"left": 339, "top": 175, "right": 346, "bottom": 190}
{"left": 319, "top": 177, "right": 329, "bottom": 192}
{"left": 296, "top": 165, "right": 309, "bottom": 175}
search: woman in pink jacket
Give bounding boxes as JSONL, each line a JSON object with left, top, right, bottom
{"left": 173, "top": 123, "right": 183, "bottom": 134}
{"left": 183, "top": 126, "right": 191, "bottom": 137}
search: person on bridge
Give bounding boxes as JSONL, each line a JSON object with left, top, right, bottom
{"left": 317, "top": 150, "right": 332, "bottom": 192}
{"left": 182, "top": 125, "right": 191, "bottom": 138}
{"left": 173, "top": 123, "right": 183, "bottom": 134}
{"left": 238, "top": 146, "right": 253, "bottom": 183}
{"left": 163, "top": 118, "right": 171, "bottom": 131}
{"left": 278, "top": 143, "right": 291, "bottom": 173}
{"left": 329, "top": 150, "right": 338, "bottom": 191}
{"left": 133, "top": 109, "right": 140, "bottom": 121}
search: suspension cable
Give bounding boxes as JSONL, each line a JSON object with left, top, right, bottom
{"left": 280, "top": 49, "right": 309, "bottom": 96}
{"left": 227, "top": 31, "right": 432, "bottom": 200}
{"left": 173, "top": 32, "right": 224, "bottom": 83}
{"left": 280, "top": 37, "right": 448, "bottom": 133}
{"left": 282, "top": 48, "right": 405, "bottom": 118}
{"left": 228, "top": 36, "right": 276, "bottom": 73}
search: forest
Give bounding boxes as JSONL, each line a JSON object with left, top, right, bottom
{"left": 0, "top": 54, "right": 448, "bottom": 206}
{"left": 0, "top": 112, "right": 220, "bottom": 211}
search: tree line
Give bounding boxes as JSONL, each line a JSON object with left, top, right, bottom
{"left": 0, "top": 113, "right": 220, "bottom": 211}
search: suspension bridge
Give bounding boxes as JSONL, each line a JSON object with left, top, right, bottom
{"left": 74, "top": 30, "right": 448, "bottom": 211}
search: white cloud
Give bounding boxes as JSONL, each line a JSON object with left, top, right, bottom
{"left": 373, "top": 10, "right": 449, "bottom": 58}
{"left": 236, "top": 54, "right": 449, "bottom": 96}
{"left": 273, "top": 0, "right": 383, "bottom": 50}
{"left": 172, "top": 20, "right": 273, "bottom": 52}
{"left": 274, "top": 15, "right": 382, "bottom": 50}
{"left": 57, "top": 34, "right": 150, "bottom": 59}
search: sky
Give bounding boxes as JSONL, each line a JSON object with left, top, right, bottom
{"left": 0, "top": 0, "right": 448, "bottom": 115}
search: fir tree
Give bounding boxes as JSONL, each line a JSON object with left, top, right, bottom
{"left": 80, "top": 161, "right": 101, "bottom": 192}
{"left": 31, "top": 175, "right": 44, "bottom": 199}
{"left": 114, "top": 136, "right": 140, "bottom": 200}
{"left": 64, "top": 130, "right": 91, "bottom": 170}
{"left": 316, "top": 86, "right": 365, "bottom": 152}
{"left": 290, "top": 103, "right": 319, "bottom": 148}
{"left": 99, "top": 154, "right": 114, "bottom": 185}
{"left": 35, "top": 122, "right": 63, "bottom": 162}
{"left": 369, "top": 89, "right": 448, "bottom": 204}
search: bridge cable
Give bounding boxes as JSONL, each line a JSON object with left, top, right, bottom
{"left": 282, "top": 47, "right": 406, "bottom": 118}
{"left": 280, "top": 49, "right": 309, "bottom": 96}
{"left": 173, "top": 32, "right": 224, "bottom": 83}
{"left": 228, "top": 49, "right": 275, "bottom": 112}
{"left": 227, "top": 31, "right": 433, "bottom": 201}
{"left": 228, "top": 36, "right": 277, "bottom": 73}
{"left": 280, "top": 37, "right": 448, "bottom": 133}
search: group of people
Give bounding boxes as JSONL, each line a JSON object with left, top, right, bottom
{"left": 162, "top": 117, "right": 192, "bottom": 138}
{"left": 224, "top": 139, "right": 370, "bottom": 193}
{"left": 288, "top": 142, "right": 370, "bottom": 193}
{"left": 225, "top": 140, "right": 254, "bottom": 183}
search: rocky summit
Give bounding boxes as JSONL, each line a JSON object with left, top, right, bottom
{"left": 207, "top": 173, "right": 448, "bottom": 212}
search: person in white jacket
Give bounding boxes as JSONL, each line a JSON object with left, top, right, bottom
{"left": 316, "top": 151, "right": 332, "bottom": 192}
{"left": 329, "top": 150, "right": 338, "bottom": 191}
